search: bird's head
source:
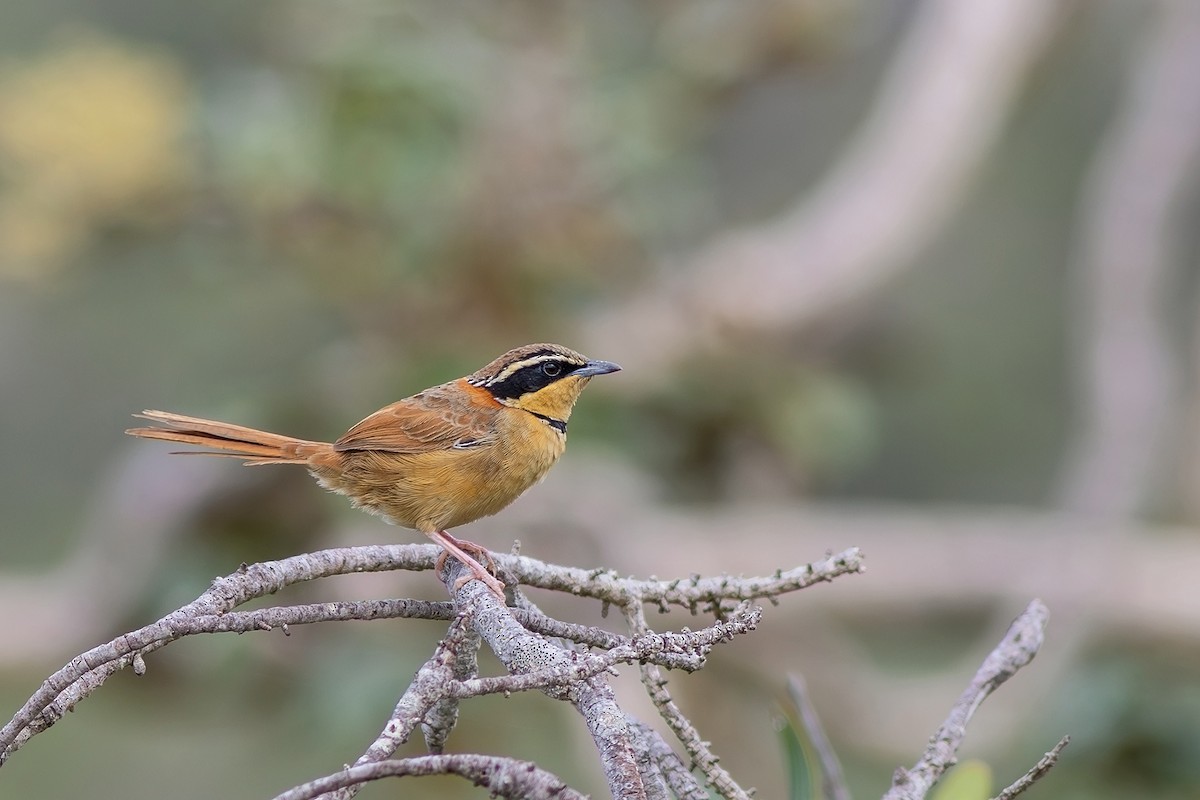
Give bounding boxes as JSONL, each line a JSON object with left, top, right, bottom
{"left": 468, "top": 343, "right": 620, "bottom": 427}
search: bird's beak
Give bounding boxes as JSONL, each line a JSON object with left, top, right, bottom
{"left": 572, "top": 359, "right": 622, "bottom": 378}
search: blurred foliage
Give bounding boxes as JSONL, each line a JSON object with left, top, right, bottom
{"left": 0, "top": 32, "right": 191, "bottom": 277}
{"left": 1040, "top": 645, "right": 1200, "bottom": 800}
{"left": 776, "top": 712, "right": 818, "bottom": 800}
{"left": 0, "top": 1, "right": 1196, "bottom": 799}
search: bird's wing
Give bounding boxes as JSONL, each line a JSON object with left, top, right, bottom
{"left": 333, "top": 383, "right": 498, "bottom": 454}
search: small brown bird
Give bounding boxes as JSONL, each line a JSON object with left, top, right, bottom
{"left": 127, "top": 343, "right": 620, "bottom": 596}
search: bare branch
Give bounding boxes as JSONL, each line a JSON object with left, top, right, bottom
{"left": 991, "top": 735, "right": 1070, "bottom": 800}
{"left": 311, "top": 587, "right": 758, "bottom": 800}
{"left": 883, "top": 600, "right": 1050, "bottom": 800}
{"left": 320, "top": 616, "right": 475, "bottom": 800}
{"left": 640, "top": 662, "right": 749, "bottom": 799}
{"left": 172, "top": 598, "right": 455, "bottom": 635}
{"left": 0, "top": 544, "right": 438, "bottom": 763}
{"left": 624, "top": 602, "right": 754, "bottom": 800}
{"left": 273, "top": 755, "right": 587, "bottom": 800}
{"left": 510, "top": 546, "right": 865, "bottom": 610}
{"left": 447, "top": 603, "right": 761, "bottom": 700}
{"left": 787, "top": 673, "right": 850, "bottom": 800}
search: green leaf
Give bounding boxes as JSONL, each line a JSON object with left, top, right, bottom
{"left": 931, "top": 760, "right": 993, "bottom": 800}
{"left": 776, "top": 714, "right": 817, "bottom": 800}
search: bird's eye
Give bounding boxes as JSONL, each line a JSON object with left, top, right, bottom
{"left": 542, "top": 362, "right": 562, "bottom": 377}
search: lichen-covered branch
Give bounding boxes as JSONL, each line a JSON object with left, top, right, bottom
{"left": 272, "top": 755, "right": 588, "bottom": 800}
{"left": 624, "top": 602, "right": 753, "bottom": 800}
{"left": 1, "top": 540, "right": 865, "bottom": 799}
{"left": 0, "top": 544, "right": 438, "bottom": 763}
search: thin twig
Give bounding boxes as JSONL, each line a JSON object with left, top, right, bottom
{"left": 316, "top": 616, "right": 477, "bottom": 800}
{"left": 625, "top": 603, "right": 754, "bottom": 800}
{"left": 0, "top": 544, "right": 437, "bottom": 763}
{"left": 882, "top": 599, "right": 1050, "bottom": 800}
{"left": 512, "top": 547, "right": 865, "bottom": 610}
{"left": 448, "top": 605, "right": 761, "bottom": 699}
{"left": 273, "top": 755, "right": 587, "bottom": 800}
{"left": 990, "top": 735, "right": 1070, "bottom": 800}
{"left": 787, "top": 673, "right": 850, "bottom": 800}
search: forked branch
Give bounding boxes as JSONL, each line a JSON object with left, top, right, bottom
{"left": 0, "top": 543, "right": 864, "bottom": 800}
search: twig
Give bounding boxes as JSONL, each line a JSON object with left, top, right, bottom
{"left": 448, "top": 604, "right": 761, "bottom": 700}
{"left": 625, "top": 603, "right": 754, "bottom": 800}
{"left": 272, "top": 755, "right": 587, "bottom": 800}
{"left": 882, "top": 599, "right": 1050, "bottom": 800}
{"left": 0, "top": 544, "right": 437, "bottom": 763}
{"left": 787, "top": 673, "right": 850, "bottom": 800}
{"left": 990, "top": 735, "right": 1070, "bottom": 800}
{"left": 317, "top": 617, "right": 476, "bottom": 800}
{"left": 511, "top": 546, "right": 865, "bottom": 610}
{"left": 304, "top": 595, "right": 760, "bottom": 800}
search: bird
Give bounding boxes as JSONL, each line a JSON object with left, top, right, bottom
{"left": 126, "top": 343, "right": 621, "bottom": 597}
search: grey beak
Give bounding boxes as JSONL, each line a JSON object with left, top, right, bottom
{"left": 572, "top": 359, "right": 622, "bottom": 378}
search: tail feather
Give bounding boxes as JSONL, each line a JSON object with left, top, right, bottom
{"left": 126, "top": 409, "right": 328, "bottom": 465}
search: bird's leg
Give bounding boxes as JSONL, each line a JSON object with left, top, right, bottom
{"left": 427, "top": 530, "right": 506, "bottom": 598}
{"left": 439, "top": 530, "right": 498, "bottom": 571}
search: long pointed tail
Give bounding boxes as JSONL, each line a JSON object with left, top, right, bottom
{"left": 126, "top": 410, "right": 330, "bottom": 465}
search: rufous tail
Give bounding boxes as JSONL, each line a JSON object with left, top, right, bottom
{"left": 126, "top": 410, "right": 330, "bottom": 465}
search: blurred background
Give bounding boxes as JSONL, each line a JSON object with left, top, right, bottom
{"left": 2, "top": 1, "right": 1199, "bottom": 797}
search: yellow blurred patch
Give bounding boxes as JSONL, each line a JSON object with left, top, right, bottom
{"left": 931, "top": 759, "right": 994, "bottom": 800}
{"left": 0, "top": 31, "right": 193, "bottom": 280}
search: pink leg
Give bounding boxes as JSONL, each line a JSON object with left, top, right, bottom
{"left": 426, "top": 530, "right": 506, "bottom": 598}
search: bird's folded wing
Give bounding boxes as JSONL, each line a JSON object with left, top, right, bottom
{"left": 333, "top": 392, "right": 495, "bottom": 454}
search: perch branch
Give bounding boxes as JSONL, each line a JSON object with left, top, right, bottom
{"left": 2, "top": 540, "right": 861, "bottom": 800}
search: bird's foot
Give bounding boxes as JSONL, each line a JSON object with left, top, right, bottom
{"left": 431, "top": 532, "right": 506, "bottom": 599}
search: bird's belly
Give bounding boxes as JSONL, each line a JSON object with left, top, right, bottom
{"left": 311, "top": 434, "right": 564, "bottom": 533}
